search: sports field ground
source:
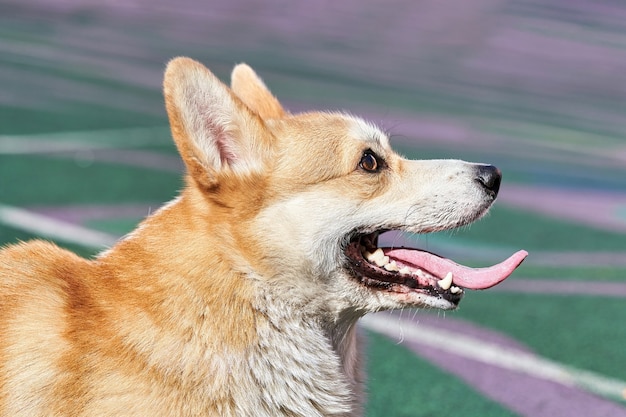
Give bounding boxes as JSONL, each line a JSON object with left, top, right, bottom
{"left": 2, "top": 1, "right": 626, "bottom": 416}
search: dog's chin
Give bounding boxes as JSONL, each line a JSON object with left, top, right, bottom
{"left": 342, "top": 231, "right": 463, "bottom": 310}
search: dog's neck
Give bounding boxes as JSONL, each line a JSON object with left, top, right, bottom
{"left": 254, "top": 290, "right": 365, "bottom": 415}
{"left": 104, "top": 191, "right": 366, "bottom": 416}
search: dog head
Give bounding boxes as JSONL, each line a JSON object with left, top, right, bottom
{"left": 163, "top": 58, "right": 526, "bottom": 316}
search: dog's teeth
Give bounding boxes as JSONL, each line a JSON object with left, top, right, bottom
{"left": 374, "top": 255, "right": 390, "bottom": 267}
{"left": 383, "top": 260, "right": 399, "bottom": 272}
{"left": 364, "top": 248, "right": 394, "bottom": 268}
{"left": 399, "top": 266, "right": 411, "bottom": 275}
{"left": 438, "top": 272, "right": 453, "bottom": 290}
{"left": 450, "top": 286, "right": 462, "bottom": 294}
{"left": 365, "top": 248, "right": 383, "bottom": 262}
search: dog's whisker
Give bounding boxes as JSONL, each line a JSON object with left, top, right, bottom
{"left": 411, "top": 308, "right": 420, "bottom": 322}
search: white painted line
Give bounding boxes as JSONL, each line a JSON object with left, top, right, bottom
{"left": 0, "top": 126, "right": 171, "bottom": 154}
{"left": 361, "top": 313, "right": 626, "bottom": 403}
{"left": 0, "top": 138, "right": 112, "bottom": 154}
{"left": 0, "top": 204, "right": 118, "bottom": 249}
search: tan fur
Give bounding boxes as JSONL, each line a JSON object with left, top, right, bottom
{"left": 0, "top": 58, "right": 502, "bottom": 416}
{"left": 231, "top": 63, "right": 286, "bottom": 119}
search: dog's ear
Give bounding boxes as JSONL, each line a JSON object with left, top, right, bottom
{"left": 164, "top": 57, "right": 272, "bottom": 189}
{"left": 231, "top": 63, "right": 286, "bottom": 120}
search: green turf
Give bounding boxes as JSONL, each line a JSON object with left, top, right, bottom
{"left": 365, "top": 331, "right": 520, "bottom": 417}
{"left": 454, "top": 292, "right": 626, "bottom": 381}
{"left": 513, "top": 265, "right": 626, "bottom": 281}
{"left": 0, "top": 154, "right": 181, "bottom": 205}
{"left": 86, "top": 217, "right": 143, "bottom": 236}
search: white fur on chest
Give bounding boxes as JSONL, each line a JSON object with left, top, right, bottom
{"left": 244, "top": 294, "right": 364, "bottom": 417}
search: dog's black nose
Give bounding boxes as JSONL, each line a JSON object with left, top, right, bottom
{"left": 476, "top": 164, "right": 501, "bottom": 196}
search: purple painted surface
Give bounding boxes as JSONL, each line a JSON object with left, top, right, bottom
{"left": 382, "top": 312, "right": 626, "bottom": 417}
{"left": 31, "top": 204, "right": 155, "bottom": 224}
{"left": 409, "top": 341, "right": 626, "bottom": 417}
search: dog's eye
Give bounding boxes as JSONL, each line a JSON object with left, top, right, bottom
{"left": 359, "top": 151, "right": 380, "bottom": 172}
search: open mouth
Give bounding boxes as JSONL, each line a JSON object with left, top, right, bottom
{"left": 344, "top": 231, "right": 528, "bottom": 307}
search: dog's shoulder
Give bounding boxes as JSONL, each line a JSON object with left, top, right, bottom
{"left": 0, "top": 240, "right": 90, "bottom": 290}
{"left": 0, "top": 241, "right": 95, "bottom": 415}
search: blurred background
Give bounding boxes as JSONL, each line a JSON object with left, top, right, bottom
{"left": 1, "top": 0, "right": 626, "bottom": 416}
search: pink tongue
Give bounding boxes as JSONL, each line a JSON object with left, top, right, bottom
{"left": 385, "top": 249, "right": 528, "bottom": 290}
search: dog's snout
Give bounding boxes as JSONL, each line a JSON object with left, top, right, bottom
{"left": 475, "top": 164, "right": 501, "bottom": 196}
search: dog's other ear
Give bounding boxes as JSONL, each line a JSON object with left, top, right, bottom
{"left": 231, "top": 63, "right": 286, "bottom": 120}
{"left": 164, "top": 57, "right": 271, "bottom": 189}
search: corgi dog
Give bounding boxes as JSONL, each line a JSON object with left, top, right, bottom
{"left": 0, "top": 58, "right": 527, "bottom": 417}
